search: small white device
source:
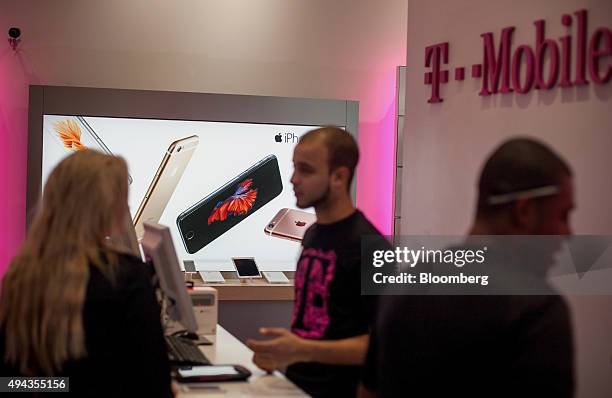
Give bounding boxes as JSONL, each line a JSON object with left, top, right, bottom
{"left": 232, "top": 257, "right": 262, "bottom": 279}
{"left": 262, "top": 271, "right": 290, "bottom": 284}
{"left": 189, "top": 287, "right": 218, "bottom": 335}
{"left": 199, "top": 271, "right": 225, "bottom": 284}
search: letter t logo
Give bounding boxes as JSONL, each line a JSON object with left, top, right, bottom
{"left": 424, "top": 42, "right": 450, "bottom": 103}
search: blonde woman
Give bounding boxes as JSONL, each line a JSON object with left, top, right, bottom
{"left": 0, "top": 150, "right": 172, "bottom": 397}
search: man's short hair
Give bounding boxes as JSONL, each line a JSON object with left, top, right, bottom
{"left": 477, "top": 137, "right": 572, "bottom": 215}
{"left": 299, "top": 126, "right": 359, "bottom": 190}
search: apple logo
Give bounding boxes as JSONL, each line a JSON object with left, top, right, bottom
{"left": 275, "top": 133, "right": 283, "bottom": 143}
{"left": 295, "top": 220, "right": 306, "bottom": 227}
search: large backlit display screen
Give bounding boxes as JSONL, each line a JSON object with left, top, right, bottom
{"left": 42, "top": 115, "right": 320, "bottom": 270}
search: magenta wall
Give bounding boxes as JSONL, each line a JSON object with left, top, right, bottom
{"left": 0, "top": 0, "right": 407, "bottom": 277}
{"left": 0, "top": 57, "right": 29, "bottom": 277}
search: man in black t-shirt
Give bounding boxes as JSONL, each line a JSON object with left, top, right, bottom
{"left": 359, "top": 138, "right": 575, "bottom": 398}
{"left": 247, "top": 127, "right": 385, "bottom": 397}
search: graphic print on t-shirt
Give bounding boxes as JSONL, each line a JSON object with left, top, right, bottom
{"left": 291, "top": 248, "right": 337, "bottom": 339}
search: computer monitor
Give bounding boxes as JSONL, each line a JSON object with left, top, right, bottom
{"left": 141, "top": 221, "right": 198, "bottom": 334}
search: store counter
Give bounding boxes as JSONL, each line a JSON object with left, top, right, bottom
{"left": 177, "top": 325, "right": 307, "bottom": 397}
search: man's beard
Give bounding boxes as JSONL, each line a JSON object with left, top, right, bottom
{"left": 299, "top": 183, "right": 331, "bottom": 209}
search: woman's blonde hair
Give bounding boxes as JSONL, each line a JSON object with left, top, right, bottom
{"left": 0, "top": 150, "right": 129, "bottom": 375}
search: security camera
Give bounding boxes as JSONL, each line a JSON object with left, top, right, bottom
{"left": 8, "top": 27, "right": 20, "bottom": 39}
{"left": 8, "top": 27, "right": 21, "bottom": 51}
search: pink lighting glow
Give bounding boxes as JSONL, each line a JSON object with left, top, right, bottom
{"left": 355, "top": 67, "right": 399, "bottom": 237}
{"left": 0, "top": 79, "right": 401, "bottom": 281}
{"left": 0, "top": 1, "right": 407, "bottom": 281}
{"left": 0, "top": 65, "right": 404, "bottom": 282}
{"left": 0, "top": 58, "right": 28, "bottom": 277}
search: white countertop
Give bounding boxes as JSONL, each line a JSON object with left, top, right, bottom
{"left": 177, "top": 326, "right": 308, "bottom": 397}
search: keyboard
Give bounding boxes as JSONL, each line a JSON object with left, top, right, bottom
{"left": 165, "top": 335, "right": 211, "bottom": 366}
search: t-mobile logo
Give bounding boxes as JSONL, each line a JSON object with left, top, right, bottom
{"left": 275, "top": 132, "right": 299, "bottom": 143}
{"left": 424, "top": 42, "right": 449, "bottom": 103}
{"left": 423, "top": 9, "right": 611, "bottom": 104}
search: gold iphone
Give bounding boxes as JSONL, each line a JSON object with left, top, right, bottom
{"left": 133, "top": 135, "right": 199, "bottom": 239}
{"left": 264, "top": 208, "right": 316, "bottom": 242}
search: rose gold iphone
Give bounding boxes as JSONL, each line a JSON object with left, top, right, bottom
{"left": 133, "top": 135, "right": 199, "bottom": 239}
{"left": 264, "top": 208, "right": 316, "bottom": 242}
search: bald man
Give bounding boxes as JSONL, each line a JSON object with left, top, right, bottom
{"left": 247, "top": 127, "right": 386, "bottom": 397}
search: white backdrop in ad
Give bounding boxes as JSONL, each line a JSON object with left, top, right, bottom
{"left": 42, "top": 115, "right": 319, "bottom": 270}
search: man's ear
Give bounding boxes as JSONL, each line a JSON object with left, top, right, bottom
{"left": 512, "top": 198, "right": 536, "bottom": 232}
{"left": 331, "top": 166, "right": 350, "bottom": 191}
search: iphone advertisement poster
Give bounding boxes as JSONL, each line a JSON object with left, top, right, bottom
{"left": 42, "top": 115, "right": 319, "bottom": 270}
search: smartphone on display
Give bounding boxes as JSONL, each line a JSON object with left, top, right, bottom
{"left": 262, "top": 271, "right": 290, "bottom": 284}
{"left": 133, "top": 135, "right": 199, "bottom": 239}
{"left": 232, "top": 257, "right": 261, "bottom": 278}
{"left": 175, "top": 365, "right": 251, "bottom": 383}
{"left": 44, "top": 115, "right": 133, "bottom": 184}
{"left": 264, "top": 208, "right": 316, "bottom": 242}
{"left": 177, "top": 155, "right": 283, "bottom": 254}
{"left": 199, "top": 271, "right": 225, "bottom": 284}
